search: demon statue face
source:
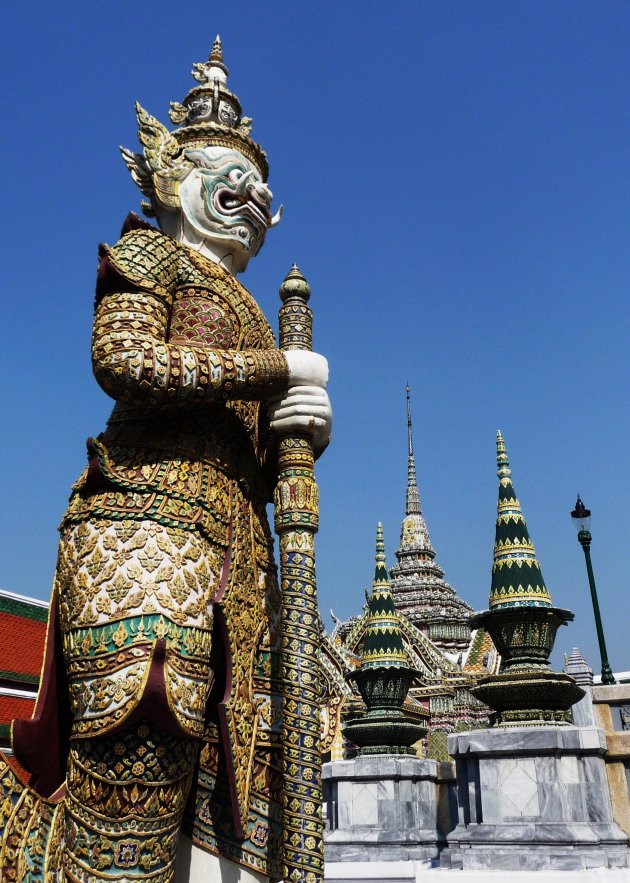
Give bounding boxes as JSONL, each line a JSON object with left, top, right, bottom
{"left": 178, "top": 146, "right": 281, "bottom": 272}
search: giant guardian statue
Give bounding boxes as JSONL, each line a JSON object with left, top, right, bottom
{"left": 0, "top": 37, "right": 331, "bottom": 883}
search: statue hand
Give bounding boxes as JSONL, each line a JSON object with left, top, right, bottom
{"left": 268, "top": 386, "right": 332, "bottom": 451}
{"left": 284, "top": 351, "right": 328, "bottom": 388}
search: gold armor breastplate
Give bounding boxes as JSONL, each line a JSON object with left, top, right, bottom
{"left": 168, "top": 286, "right": 239, "bottom": 350}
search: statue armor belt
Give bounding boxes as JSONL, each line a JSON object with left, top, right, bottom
{"left": 7, "top": 218, "right": 289, "bottom": 881}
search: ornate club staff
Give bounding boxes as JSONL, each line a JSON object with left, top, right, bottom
{"left": 274, "top": 265, "right": 324, "bottom": 882}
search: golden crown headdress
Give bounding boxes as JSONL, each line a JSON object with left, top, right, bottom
{"left": 121, "top": 36, "right": 268, "bottom": 216}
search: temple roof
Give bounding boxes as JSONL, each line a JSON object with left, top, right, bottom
{"left": 0, "top": 589, "right": 47, "bottom": 752}
{"left": 389, "top": 387, "right": 472, "bottom": 649}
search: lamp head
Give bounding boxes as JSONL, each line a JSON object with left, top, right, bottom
{"left": 571, "top": 494, "right": 591, "bottom": 537}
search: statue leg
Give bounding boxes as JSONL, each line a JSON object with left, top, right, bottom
{"left": 0, "top": 754, "right": 64, "bottom": 880}
{"left": 63, "top": 719, "right": 198, "bottom": 881}
{"left": 56, "top": 517, "right": 221, "bottom": 881}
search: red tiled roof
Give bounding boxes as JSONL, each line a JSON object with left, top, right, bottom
{"left": 0, "top": 611, "right": 46, "bottom": 679}
{"left": 0, "top": 694, "right": 36, "bottom": 727}
{"left": 3, "top": 752, "right": 31, "bottom": 785}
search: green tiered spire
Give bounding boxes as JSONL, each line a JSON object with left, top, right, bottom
{"left": 469, "top": 432, "right": 582, "bottom": 727}
{"left": 361, "top": 523, "right": 408, "bottom": 669}
{"left": 343, "top": 524, "right": 427, "bottom": 755}
{"left": 490, "top": 431, "right": 552, "bottom": 610}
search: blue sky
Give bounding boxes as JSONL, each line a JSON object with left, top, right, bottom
{"left": 2, "top": 2, "right": 629, "bottom": 673}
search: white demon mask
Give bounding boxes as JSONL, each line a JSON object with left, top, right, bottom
{"left": 178, "top": 147, "right": 281, "bottom": 268}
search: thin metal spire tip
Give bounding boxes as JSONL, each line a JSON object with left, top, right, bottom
{"left": 406, "top": 385, "right": 413, "bottom": 458}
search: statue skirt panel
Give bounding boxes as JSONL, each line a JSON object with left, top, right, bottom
{"left": 55, "top": 514, "right": 223, "bottom": 740}
{"left": 55, "top": 457, "right": 277, "bottom": 745}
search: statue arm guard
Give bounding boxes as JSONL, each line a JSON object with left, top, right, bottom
{"left": 92, "top": 229, "right": 289, "bottom": 408}
{"left": 92, "top": 290, "right": 288, "bottom": 407}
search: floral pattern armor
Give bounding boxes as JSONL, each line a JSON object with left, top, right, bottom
{"left": 0, "top": 216, "right": 290, "bottom": 882}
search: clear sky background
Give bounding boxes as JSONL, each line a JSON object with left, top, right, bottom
{"left": 2, "top": 2, "right": 629, "bottom": 673}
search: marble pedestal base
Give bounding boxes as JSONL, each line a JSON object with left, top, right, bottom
{"left": 323, "top": 756, "right": 453, "bottom": 864}
{"left": 443, "top": 725, "right": 629, "bottom": 871}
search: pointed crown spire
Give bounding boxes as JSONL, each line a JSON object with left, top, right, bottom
{"left": 164, "top": 35, "right": 266, "bottom": 174}
{"left": 489, "top": 431, "right": 552, "bottom": 610}
{"left": 208, "top": 35, "right": 227, "bottom": 74}
{"left": 360, "top": 524, "right": 408, "bottom": 669}
{"left": 122, "top": 36, "right": 268, "bottom": 217}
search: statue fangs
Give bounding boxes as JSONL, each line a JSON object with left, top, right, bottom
{"left": 0, "top": 35, "right": 331, "bottom": 883}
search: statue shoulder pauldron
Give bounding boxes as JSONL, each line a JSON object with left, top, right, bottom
{"left": 98, "top": 223, "right": 181, "bottom": 302}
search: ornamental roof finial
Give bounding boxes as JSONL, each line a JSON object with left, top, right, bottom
{"left": 496, "top": 429, "right": 512, "bottom": 481}
{"left": 373, "top": 522, "right": 388, "bottom": 587}
{"left": 405, "top": 386, "right": 421, "bottom": 517}
{"left": 490, "top": 431, "right": 552, "bottom": 610}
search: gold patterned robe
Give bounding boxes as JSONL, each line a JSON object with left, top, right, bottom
{"left": 8, "top": 214, "right": 289, "bottom": 881}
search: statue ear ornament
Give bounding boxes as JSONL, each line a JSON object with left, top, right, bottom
{"left": 120, "top": 36, "right": 268, "bottom": 219}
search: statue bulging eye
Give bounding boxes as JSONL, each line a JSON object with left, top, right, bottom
{"left": 229, "top": 169, "right": 248, "bottom": 184}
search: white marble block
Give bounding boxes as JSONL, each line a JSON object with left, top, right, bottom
{"left": 323, "top": 756, "right": 455, "bottom": 865}
{"left": 443, "top": 725, "right": 629, "bottom": 871}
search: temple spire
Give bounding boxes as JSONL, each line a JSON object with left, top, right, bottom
{"left": 490, "top": 431, "right": 552, "bottom": 609}
{"left": 389, "top": 388, "right": 472, "bottom": 652}
{"left": 406, "top": 384, "right": 413, "bottom": 457}
{"left": 405, "top": 385, "right": 421, "bottom": 516}
{"left": 344, "top": 524, "right": 427, "bottom": 755}
{"left": 496, "top": 429, "right": 512, "bottom": 481}
{"left": 361, "top": 524, "right": 407, "bottom": 669}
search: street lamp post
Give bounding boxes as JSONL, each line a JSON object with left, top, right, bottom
{"left": 570, "top": 495, "right": 616, "bottom": 685}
